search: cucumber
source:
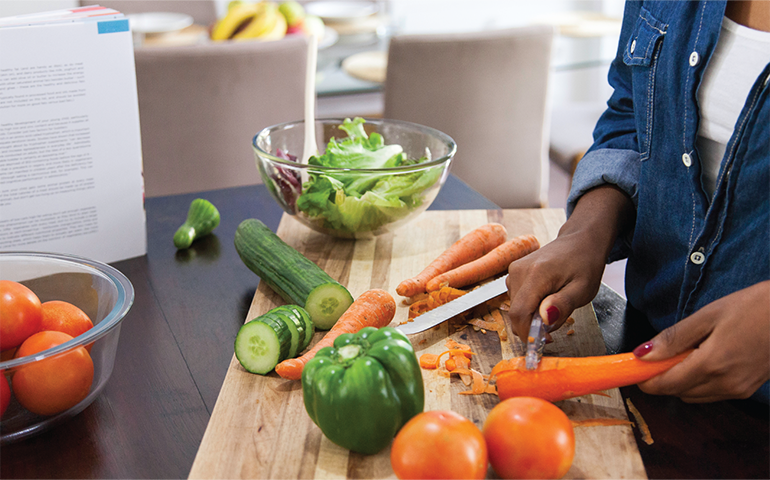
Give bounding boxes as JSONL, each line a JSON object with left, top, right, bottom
{"left": 234, "top": 316, "right": 291, "bottom": 374}
{"left": 174, "top": 198, "right": 220, "bottom": 249}
{"left": 275, "top": 305, "right": 314, "bottom": 352}
{"left": 268, "top": 310, "right": 304, "bottom": 358}
{"left": 234, "top": 219, "right": 354, "bottom": 330}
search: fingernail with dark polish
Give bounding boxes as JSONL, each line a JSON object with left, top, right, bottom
{"left": 546, "top": 306, "right": 560, "bottom": 325}
{"left": 633, "top": 341, "right": 653, "bottom": 357}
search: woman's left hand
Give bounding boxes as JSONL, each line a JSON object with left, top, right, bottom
{"left": 635, "top": 280, "right": 770, "bottom": 403}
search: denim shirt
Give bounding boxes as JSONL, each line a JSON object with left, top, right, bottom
{"left": 568, "top": 1, "right": 769, "bottom": 399}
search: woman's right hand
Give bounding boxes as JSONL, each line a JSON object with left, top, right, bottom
{"left": 506, "top": 185, "right": 635, "bottom": 340}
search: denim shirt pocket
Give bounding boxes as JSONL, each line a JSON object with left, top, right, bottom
{"left": 623, "top": 7, "right": 667, "bottom": 159}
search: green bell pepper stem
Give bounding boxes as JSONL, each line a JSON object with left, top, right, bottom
{"left": 302, "top": 326, "right": 424, "bottom": 455}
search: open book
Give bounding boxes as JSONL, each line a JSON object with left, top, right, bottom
{"left": 0, "top": 5, "right": 146, "bottom": 264}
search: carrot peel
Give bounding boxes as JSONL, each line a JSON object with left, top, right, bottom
{"left": 407, "top": 286, "right": 467, "bottom": 320}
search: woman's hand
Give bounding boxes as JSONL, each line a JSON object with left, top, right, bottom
{"left": 634, "top": 280, "right": 770, "bottom": 403}
{"left": 507, "top": 185, "right": 635, "bottom": 340}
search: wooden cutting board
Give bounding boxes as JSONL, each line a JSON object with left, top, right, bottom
{"left": 189, "top": 209, "right": 646, "bottom": 479}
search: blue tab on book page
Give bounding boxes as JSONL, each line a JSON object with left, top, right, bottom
{"left": 97, "top": 19, "right": 128, "bottom": 34}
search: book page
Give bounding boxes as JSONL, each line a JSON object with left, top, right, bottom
{"left": 0, "top": 16, "right": 146, "bottom": 263}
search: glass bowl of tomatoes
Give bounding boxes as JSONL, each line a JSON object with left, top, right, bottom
{"left": 0, "top": 252, "right": 134, "bottom": 444}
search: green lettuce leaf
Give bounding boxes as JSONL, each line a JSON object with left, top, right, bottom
{"left": 295, "top": 117, "right": 441, "bottom": 233}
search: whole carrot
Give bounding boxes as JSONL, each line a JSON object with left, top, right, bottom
{"left": 426, "top": 234, "right": 540, "bottom": 291}
{"left": 396, "top": 223, "right": 507, "bottom": 297}
{"left": 275, "top": 289, "right": 396, "bottom": 380}
{"left": 492, "top": 351, "right": 692, "bottom": 402}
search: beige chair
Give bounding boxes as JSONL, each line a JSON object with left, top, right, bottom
{"left": 383, "top": 26, "right": 555, "bottom": 208}
{"left": 79, "top": 1, "right": 218, "bottom": 26}
{"left": 133, "top": 36, "right": 308, "bottom": 197}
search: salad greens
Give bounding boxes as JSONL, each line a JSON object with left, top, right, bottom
{"left": 295, "top": 118, "right": 441, "bottom": 234}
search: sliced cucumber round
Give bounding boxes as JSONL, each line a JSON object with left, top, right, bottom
{"left": 234, "top": 317, "right": 291, "bottom": 375}
{"left": 305, "top": 283, "right": 354, "bottom": 330}
{"left": 268, "top": 310, "right": 304, "bottom": 359}
{"left": 275, "top": 305, "right": 314, "bottom": 352}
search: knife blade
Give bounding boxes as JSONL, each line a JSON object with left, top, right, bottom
{"left": 396, "top": 274, "right": 509, "bottom": 335}
{"left": 525, "top": 311, "right": 548, "bottom": 370}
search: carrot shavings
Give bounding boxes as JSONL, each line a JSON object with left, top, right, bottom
{"left": 406, "top": 286, "right": 468, "bottom": 320}
{"left": 419, "top": 350, "right": 452, "bottom": 370}
{"left": 489, "top": 310, "right": 508, "bottom": 341}
{"left": 467, "top": 318, "right": 499, "bottom": 331}
{"left": 467, "top": 310, "right": 509, "bottom": 342}
{"left": 445, "top": 357, "right": 457, "bottom": 371}
{"left": 457, "top": 368, "right": 486, "bottom": 395}
{"left": 418, "top": 340, "right": 495, "bottom": 395}
{"left": 445, "top": 338, "right": 472, "bottom": 353}
{"left": 571, "top": 418, "right": 634, "bottom": 428}
{"left": 626, "top": 398, "right": 654, "bottom": 445}
{"left": 419, "top": 353, "right": 441, "bottom": 369}
{"left": 402, "top": 293, "right": 428, "bottom": 306}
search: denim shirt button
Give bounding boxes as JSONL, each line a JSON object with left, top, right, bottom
{"left": 630, "top": 39, "right": 637, "bottom": 54}
{"left": 689, "top": 51, "right": 700, "bottom": 66}
{"left": 690, "top": 251, "right": 705, "bottom": 264}
{"left": 682, "top": 153, "right": 692, "bottom": 167}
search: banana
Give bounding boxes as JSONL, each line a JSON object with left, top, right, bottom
{"left": 211, "top": 2, "right": 261, "bottom": 41}
{"left": 227, "top": 0, "right": 246, "bottom": 11}
{"left": 257, "top": 9, "right": 287, "bottom": 41}
{"left": 232, "top": 2, "right": 280, "bottom": 40}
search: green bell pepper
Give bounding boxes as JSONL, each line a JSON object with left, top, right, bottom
{"left": 302, "top": 326, "right": 424, "bottom": 455}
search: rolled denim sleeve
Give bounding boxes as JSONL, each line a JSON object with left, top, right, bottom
{"left": 566, "top": 148, "right": 639, "bottom": 262}
{"left": 566, "top": 148, "right": 641, "bottom": 216}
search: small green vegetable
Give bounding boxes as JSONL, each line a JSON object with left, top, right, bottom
{"left": 302, "top": 326, "right": 425, "bottom": 455}
{"left": 173, "top": 198, "right": 220, "bottom": 249}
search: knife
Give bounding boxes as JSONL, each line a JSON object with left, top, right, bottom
{"left": 525, "top": 310, "right": 548, "bottom": 370}
{"left": 396, "top": 274, "right": 509, "bottom": 335}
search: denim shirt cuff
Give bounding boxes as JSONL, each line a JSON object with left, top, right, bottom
{"left": 566, "top": 148, "right": 640, "bottom": 262}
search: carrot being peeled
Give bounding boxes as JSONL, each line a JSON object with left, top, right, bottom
{"left": 275, "top": 289, "right": 396, "bottom": 380}
{"left": 396, "top": 223, "right": 507, "bottom": 297}
{"left": 426, "top": 235, "right": 540, "bottom": 292}
{"left": 491, "top": 351, "right": 692, "bottom": 403}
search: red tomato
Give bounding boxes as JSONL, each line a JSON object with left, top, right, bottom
{"left": 1, "top": 348, "right": 17, "bottom": 362}
{"left": 0, "top": 280, "right": 43, "bottom": 350}
{"left": 12, "top": 331, "right": 94, "bottom": 416}
{"left": 483, "top": 397, "right": 575, "bottom": 479}
{"left": 0, "top": 371, "right": 10, "bottom": 418}
{"left": 40, "top": 300, "right": 94, "bottom": 338}
{"left": 391, "top": 410, "right": 488, "bottom": 480}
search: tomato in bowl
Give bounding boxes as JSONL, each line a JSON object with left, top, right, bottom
{"left": 0, "top": 252, "right": 134, "bottom": 444}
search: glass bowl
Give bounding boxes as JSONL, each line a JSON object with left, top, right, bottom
{"left": 253, "top": 118, "right": 456, "bottom": 239}
{"left": 0, "top": 252, "right": 134, "bottom": 444}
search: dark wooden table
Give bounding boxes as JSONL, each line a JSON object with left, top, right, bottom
{"left": 2, "top": 175, "right": 767, "bottom": 479}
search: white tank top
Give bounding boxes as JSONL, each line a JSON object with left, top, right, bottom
{"left": 696, "top": 16, "right": 770, "bottom": 198}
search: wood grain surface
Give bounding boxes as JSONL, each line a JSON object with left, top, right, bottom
{"left": 189, "top": 209, "right": 647, "bottom": 479}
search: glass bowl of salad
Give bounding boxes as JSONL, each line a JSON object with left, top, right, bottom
{"left": 253, "top": 117, "right": 457, "bottom": 239}
{"left": 0, "top": 252, "right": 134, "bottom": 444}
